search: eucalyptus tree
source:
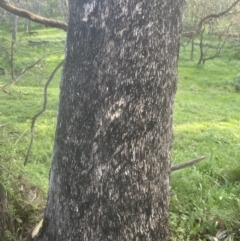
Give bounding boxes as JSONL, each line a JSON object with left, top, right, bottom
{"left": 0, "top": 0, "right": 185, "bottom": 240}
{"left": 37, "top": 1, "right": 184, "bottom": 240}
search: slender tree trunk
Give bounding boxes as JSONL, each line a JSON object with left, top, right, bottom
{"left": 25, "top": 19, "right": 31, "bottom": 32}
{"left": 10, "top": 38, "right": 14, "bottom": 80}
{"left": 0, "top": 8, "right": 7, "bottom": 24}
{"left": 10, "top": 15, "right": 17, "bottom": 80}
{"left": 24, "top": 0, "right": 30, "bottom": 31}
{"left": 59, "top": 0, "right": 68, "bottom": 22}
{"left": 39, "top": 1, "right": 184, "bottom": 240}
{"left": 12, "top": 13, "right": 18, "bottom": 42}
{"left": 32, "top": 0, "right": 40, "bottom": 15}
{"left": 12, "top": 0, "right": 19, "bottom": 42}
{"left": 10, "top": 1, "right": 19, "bottom": 79}
{"left": 190, "top": 35, "right": 195, "bottom": 60}
{"left": 198, "top": 28, "right": 205, "bottom": 64}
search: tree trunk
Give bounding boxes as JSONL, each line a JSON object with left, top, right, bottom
{"left": 12, "top": 13, "right": 18, "bottom": 42}
{"left": 12, "top": 0, "right": 19, "bottom": 42}
{"left": 59, "top": 0, "right": 68, "bottom": 22}
{"left": 198, "top": 28, "right": 205, "bottom": 64}
{"left": 190, "top": 35, "right": 195, "bottom": 60}
{"left": 10, "top": 1, "right": 19, "bottom": 80}
{"left": 25, "top": 19, "right": 31, "bottom": 32}
{"left": 0, "top": 8, "right": 7, "bottom": 24}
{"left": 38, "top": 1, "right": 184, "bottom": 240}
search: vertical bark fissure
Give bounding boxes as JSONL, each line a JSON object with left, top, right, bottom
{"left": 39, "top": 1, "right": 184, "bottom": 240}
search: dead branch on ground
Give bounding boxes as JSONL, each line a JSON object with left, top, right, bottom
{"left": 28, "top": 40, "right": 49, "bottom": 45}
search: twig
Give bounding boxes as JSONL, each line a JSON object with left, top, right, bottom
{"left": 24, "top": 60, "right": 64, "bottom": 166}
{"left": 171, "top": 156, "right": 205, "bottom": 172}
{"left": 3, "top": 51, "right": 62, "bottom": 93}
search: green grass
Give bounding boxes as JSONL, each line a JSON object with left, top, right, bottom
{"left": 1, "top": 27, "right": 240, "bottom": 240}
{"left": 0, "top": 28, "right": 64, "bottom": 195}
{"left": 170, "top": 44, "right": 240, "bottom": 240}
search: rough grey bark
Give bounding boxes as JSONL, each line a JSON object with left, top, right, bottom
{"left": 39, "top": 1, "right": 184, "bottom": 240}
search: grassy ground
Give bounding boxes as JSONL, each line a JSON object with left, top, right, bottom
{"left": 170, "top": 42, "right": 240, "bottom": 240}
{"left": 0, "top": 27, "right": 64, "bottom": 237}
{"left": 0, "top": 27, "right": 240, "bottom": 240}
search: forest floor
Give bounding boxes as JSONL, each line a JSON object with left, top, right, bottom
{"left": 0, "top": 27, "right": 240, "bottom": 240}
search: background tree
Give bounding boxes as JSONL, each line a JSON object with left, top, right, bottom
{"left": 182, "top": 0, "right": 240, "bottom": 61}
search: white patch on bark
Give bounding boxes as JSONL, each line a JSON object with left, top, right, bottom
{"left": 135, "top": 2, "right": 143, "bottom": 14}
{"left": 97, "top": 164, "right": 108, "bottom": 179}
{"left": 107, "top": 109, "right": 122, "bottom": 121}
{"left": 106, "top": 98, "right": 126, "bottom": 121}
{"left": 92, "top": 142, "right": 98, "bottom": 154}
{"left": 82, "top": 2, "right": 96, "bottom": 22}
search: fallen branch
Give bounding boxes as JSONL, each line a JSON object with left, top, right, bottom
{"left": 24, "top": 60, "right": 64, "bottom": 166}
{"left": 2, "top": 51, "right": 62, "bottom": 93}
{"left": 171, "top": 156, "right": 205, "bottom": 172}
{"left": 28, "top": 40, "right": 49, "bottom": 45}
